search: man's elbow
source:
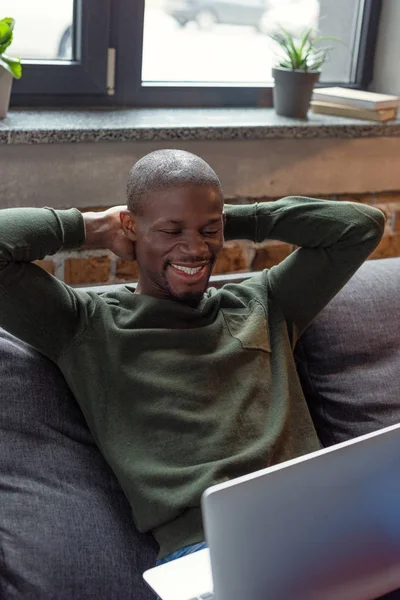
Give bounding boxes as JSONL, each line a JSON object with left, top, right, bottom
{"left": 369, "top": 205, "right": 386, "bottom": 232}
{"left": 366, "top": 207, "right": 385, "bottom": 246}
{"left": 349, "top": 203, "right": 385, "bottom": 242}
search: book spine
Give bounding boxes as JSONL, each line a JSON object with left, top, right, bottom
{"left": 311, "top": 104, "right": 396, "bottom": 121}
{"left": 312, "top": 94, "right": 375, "bottom": 110}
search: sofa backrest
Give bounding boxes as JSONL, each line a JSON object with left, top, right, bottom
{"left": 295, "top": 257, "right": 400, "bottom": 446}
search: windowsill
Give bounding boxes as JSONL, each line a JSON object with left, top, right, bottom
{"left": 1, "top": 107, "right": 400, "bottom": 145}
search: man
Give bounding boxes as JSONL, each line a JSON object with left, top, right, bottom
{"left": 0, "top": 149, "right": 384, "bottom": 566}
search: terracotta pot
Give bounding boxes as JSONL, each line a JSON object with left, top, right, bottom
{"left": 0, "top": 66, "right": 12, "bottom": 119}
{"left": 272, "top": 67, "right": 320, "bottom": 120}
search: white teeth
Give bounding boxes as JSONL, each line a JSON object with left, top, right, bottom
{"left": 172, "top": 264, "right": 203, "bottom": 275}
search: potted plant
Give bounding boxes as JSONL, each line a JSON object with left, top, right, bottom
{"left": 269, "top": 27, "right": 335, "bottom": 119}
{"left": 0, "top": 17, "right": 22, "bottom": 119}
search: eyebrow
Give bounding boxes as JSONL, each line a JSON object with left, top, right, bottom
{"left": 157, "top": 218, "right": 221, "bottom": 226}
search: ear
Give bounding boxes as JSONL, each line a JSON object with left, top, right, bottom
{"left": 222, "top": 211, "right": 227, "bottom": 226}
{"left": 120, "top": 210, "right": 137, "bottom": 242}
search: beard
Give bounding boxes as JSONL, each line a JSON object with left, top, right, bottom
{"left": 164, "top": 275, "right": 207, "bottom": 306}
{"left": 162, "top": 259, "right": 211, "bottom": 306}
{"left": 171, "top": 289, "right": 205, "bottom": 306}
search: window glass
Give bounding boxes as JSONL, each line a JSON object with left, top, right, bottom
{"left": 2, "top": 0, "right": 74, "bottom": 60}
{"left": 142, "top": 0, "right": 361, "bottom": 85}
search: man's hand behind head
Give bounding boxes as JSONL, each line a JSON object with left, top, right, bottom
{"left": 83, "top": 206, "right": 136, "bottom": 262}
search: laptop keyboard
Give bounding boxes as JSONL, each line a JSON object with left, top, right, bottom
{"left": 188, "top": 594, "right": 214, "bottom": 600}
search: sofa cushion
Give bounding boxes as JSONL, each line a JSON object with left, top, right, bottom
{"left": 0, "top": 329, "right": 157, "bottom": 600}
{"left": 295, "top": 257, "right": 400, "bottom": 447}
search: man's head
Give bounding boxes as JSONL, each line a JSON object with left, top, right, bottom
{"left": 122, "top": 149, "right": 224, "bottom": 305}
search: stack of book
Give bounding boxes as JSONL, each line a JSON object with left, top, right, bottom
{"left": 311, "top": 87, "right": 399, "bottom": 122}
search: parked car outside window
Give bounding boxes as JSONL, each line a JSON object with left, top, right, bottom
{"left": 165, "top": 0, "right": 268, "bottom": 31}
{"left": 164, "top": 0, "right": 319, "bottom": 34}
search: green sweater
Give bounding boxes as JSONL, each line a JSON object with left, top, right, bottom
{"left": 0, "top": 198, "right": 384, "bottom": 558}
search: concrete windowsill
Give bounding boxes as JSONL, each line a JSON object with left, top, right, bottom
{"left": 1, "top": 107, "right": 400, "bottom": 145}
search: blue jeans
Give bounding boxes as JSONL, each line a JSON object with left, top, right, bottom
{"left": 156, "top": 541, "right": 208, "bottom": 566}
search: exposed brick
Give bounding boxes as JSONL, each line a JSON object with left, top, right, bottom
{"left": 355, "top": 194, "right": 377, "bottom": 204}
{"left": 251, "top": 242, "right": 293, "bottom": 270}
{"left": 309, "top": 194, "right": 334, "bottom": 201}
{"left": 373, "top": 192, "right": 400, "bottom": 204}
{"left": 225, "top": 197, "right": 278, "bottom": 207}
{"left": 254, "top": 196, "right": 278, "bottom": 204}
{"left": 115, "top": 259, "right": 139, "bottom": 281}
{"left": 213, "top": 242, "right": 248, "bottom": 275}
{"left": 225, "top": 197, "right": 250, "bottom": 206}
{"left": 393, "top": 212, "right": 400, "bottom": 233}
{"left": 369, "top": 234, "right": 400, "bottom": 260}
{"left": 80, "top": 206, "right": 112, "bottom": 213}
{"left": 43, "top": 191, "right": 400, "bottom": 286}
{"left": 334, "top": 193, "right": 400, "bottom": 206}
{"left": 365, "top": 203, "right": 398, "bottom": 234}
{"left": 64, "top": 256, "right": 111, "bottom": 285}
{"left": 33, "top": 259, "right": 55, "bottom": 275}
{"left": 334, "top": 194, "right": 374, "bottom": 204}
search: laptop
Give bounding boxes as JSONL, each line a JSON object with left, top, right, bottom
{"left": 143, "top": 423, "right": 400, "bottom": 600}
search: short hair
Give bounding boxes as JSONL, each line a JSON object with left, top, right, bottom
{"left": 126, "top": 149, "right": 223, "bottom": 214}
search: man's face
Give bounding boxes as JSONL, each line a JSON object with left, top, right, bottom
{"left": 130, "top": 185, "right": 224, "bottom": 304}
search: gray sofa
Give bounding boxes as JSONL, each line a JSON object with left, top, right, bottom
{"left": 1, "top": 257, "right": 400, "bottom": 600}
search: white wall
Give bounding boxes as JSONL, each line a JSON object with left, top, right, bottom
{"left": 2, "top": 136, "right": 400, "bottom": 209}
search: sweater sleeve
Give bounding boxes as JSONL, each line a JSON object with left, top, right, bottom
{"left": 0, "top": 207, "right": 97, "bottom": 361}
{"left": 224, "top": 197, "right": 385, "bottom": 338}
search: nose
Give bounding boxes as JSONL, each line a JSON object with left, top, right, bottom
{"left": 178, "top": 231, "right": 208, "bottom": 257}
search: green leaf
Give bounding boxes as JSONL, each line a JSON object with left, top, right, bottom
{"left": 313, "top": 34, "right": 346, "bottom": 47}
{"left": 0, "top": 41, "right": 11, "bottom": 54}
{"left": 269, "top": 32, "right": 291, "bottom": 55}
{"left": 269, "top": 24, "right": 343, "bottom": 72}
{"left": 0, "top": 17, "right": 14, "bottom": 52}
{"left": 280, "top": 27, "right": 302, "bottom": 68}
{"left": 299, "top": 28, "right": 313, "bottom": 54}
{"left": 0, "top": 54, "right": 22, "bottom": 79}
{"left": 0, "top": 18, "right": 22, "bottom": 78}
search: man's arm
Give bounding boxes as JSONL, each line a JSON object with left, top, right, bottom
{"left": 0, "top": 206, "right": 133, "bottom": 361}
{"left": 224, "top": 197, "right": 385, "bottom": 339}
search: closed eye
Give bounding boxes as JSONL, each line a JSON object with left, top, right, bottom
{"left": 202, "top": 230, "right": 219, "bottom": 236}
{"left": 160, "top": 230, "right": 181, "bottom": 235}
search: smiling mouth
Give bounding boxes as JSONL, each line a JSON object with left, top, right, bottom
{"left": 171, "top": 264, "right": 204, "bottom": 275}
{"left": 168, "top": 262, "right": 210, "bottom": 282}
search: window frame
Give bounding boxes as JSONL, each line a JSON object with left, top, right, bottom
{"left": 10, "top": 0, "right": 382, "bottom": 108}
{"left": 354, "top": 0, "right": 382, "bottom": 86}
{"left": 11, "top": 0, "right": 111, "bottom": 104}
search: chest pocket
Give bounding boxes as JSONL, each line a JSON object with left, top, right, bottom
{"left": 222, "top": 300, "right": 271, "bottom": 353}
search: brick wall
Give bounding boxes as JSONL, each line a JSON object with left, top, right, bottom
{"left": 35, "top": 193, "right": 400, "bottom": 286}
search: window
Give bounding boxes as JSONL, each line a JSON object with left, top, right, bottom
{"left": 10, "top": 0, "right": 382, "bottom": 107}
{"left": 142, "top": 0, "right": 321, "bottom": 84}
{"left": 10, "top": 0, "right": 111, "bottom": 102}
{"left": 4, "top": 0, "right": 74, "bottom": 60}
